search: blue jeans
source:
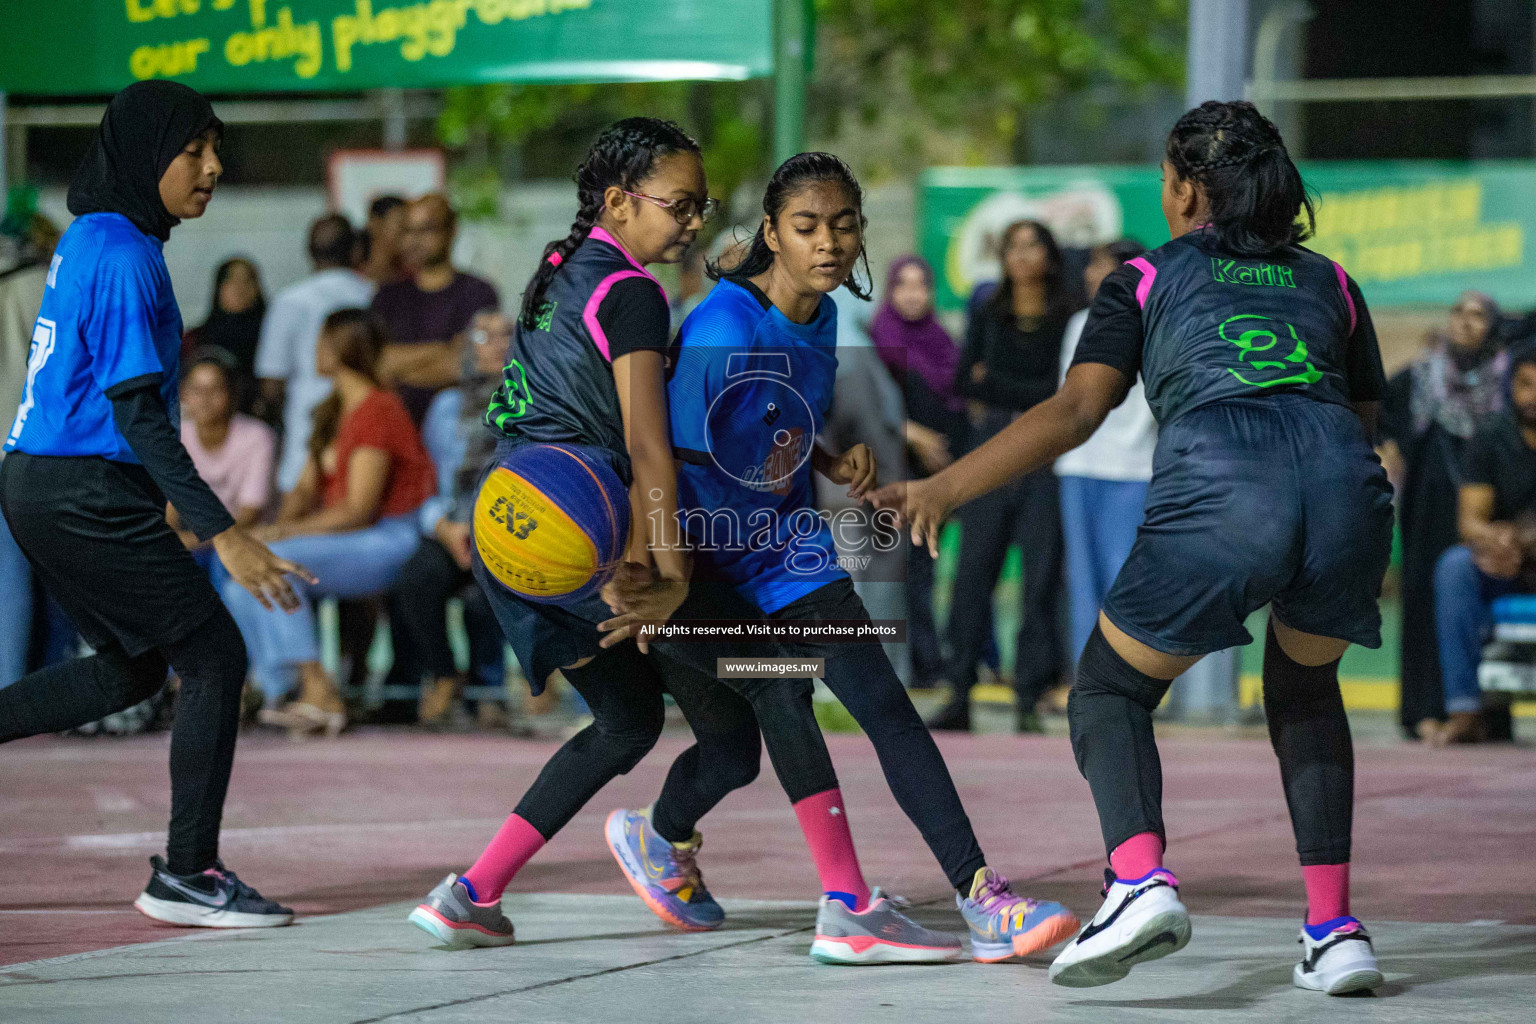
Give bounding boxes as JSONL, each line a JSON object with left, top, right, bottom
{"left": 1434, "top": 544, "right": 1523, "bottom": 714}
{"left": 0, "top": 508, "right": 32, "bottom": 688}
{"left": 1058, "top": 475, "right": 1148, "bottom": 662}
{"left": 219, "top": 515, "right": 421, "bottom": 703}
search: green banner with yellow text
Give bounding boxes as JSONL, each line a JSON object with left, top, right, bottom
{"left": 921, "top": 161, "right": 1536, "bottom": 310}
{"left": 0, "top": 0, "right": 774, "bottom": 95}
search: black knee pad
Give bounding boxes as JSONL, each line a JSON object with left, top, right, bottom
{"left": 1071, "top": 624, "right": 1173, "bottom": 712}
{"left": 1262, "top": 622, "right": 1343, "bottom": 711}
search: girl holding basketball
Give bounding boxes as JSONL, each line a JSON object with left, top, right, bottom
{"left": 410, "top": 118, "right": 779, "bottom": 948}
{"left": 602, "top": 153, "right": 1080, "bottom": 965}
{"left": 873, "top": 101, "right": 1390, "bottom": 994}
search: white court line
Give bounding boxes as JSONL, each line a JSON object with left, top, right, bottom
{"left": 0, "top": 807, "right": 801, "bottom": 855}
{"left": 86, "top": 788, "right": 139, "bottom": 813}
{"left": 0, "top": 914, "right": 139, "bottom": 921}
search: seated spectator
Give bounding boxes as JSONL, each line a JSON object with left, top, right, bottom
{"left": 389, "top": 310, "right": 515, "bottom": 729}
{"left": 173, "top": 349, "right": 275, "bottom": 557}
{"left": 1432, "top": 350, "right": 1536, "bottom": 745}
{"left": 182, "top": 258, "right": 265, "bottom": 413}
{"left": 221, "top": 309, "right": 434, "bottom": 736}
{"left": 256, "top": 214, "right": 375, "bottom": 493}
{"left": 1381, "top": 290, "right": 1508, "bottom": 739}
{"left": 371, "top": 194, "right": 498, "bottom": 425}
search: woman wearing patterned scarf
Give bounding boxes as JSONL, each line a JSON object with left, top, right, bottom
{"left": 1381, "top": 290, "right": 1507, "bottom": 740}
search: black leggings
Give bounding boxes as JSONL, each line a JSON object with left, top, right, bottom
{"left": 1069, "top": 620, "right": 1353, "bottom": 865}
{"left": 653, "top": 578, "right": 988, "bottom": 891}
{"left": 0, "top": 609, "right": 248, "bottom": 875}
{"left": 510, "top": 641, "right": 763, "bottom": 842}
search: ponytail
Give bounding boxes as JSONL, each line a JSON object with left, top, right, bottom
{"left": 518, "top": 117, "right": 701, "bottom": 330}
{"left": 708, "top": 152, "right": 873, "bottom": 301}
{"left": 1165, "top": 100, "right": 1315, "bottom": 257}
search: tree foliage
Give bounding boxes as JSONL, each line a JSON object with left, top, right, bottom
{"left": 436, "top": 1, "right": 1186, "bottom": 213}
{"left": 813, "top": 0, "right": 1185, "bottom": 165}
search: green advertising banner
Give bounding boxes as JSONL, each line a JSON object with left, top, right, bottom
{"left": 921, "top": 161, "right": 1536, "bottom": 310}
{"left": 0, "top": 1, "right": 775, "bottom": 94}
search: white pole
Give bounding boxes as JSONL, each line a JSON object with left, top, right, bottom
{"left": 1169, "top": 0, "right": 1250, "bottom": 724}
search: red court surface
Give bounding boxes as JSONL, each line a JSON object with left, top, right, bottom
{"left": 3, "top": 724, "right": 1534, "bottom": 967}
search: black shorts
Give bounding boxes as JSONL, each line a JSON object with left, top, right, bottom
{"left": 1103, "top": 394, "right": 1395, "bottom": 657}
{"left": 0, "top": 452, "right": 223, "bottom": 657}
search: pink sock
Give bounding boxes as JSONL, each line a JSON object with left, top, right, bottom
{"left": 1110, "top": 832, "right": 1165, "bottom": 881}
{"left": 792, "top": 789, "right": 871, "bottom": 912}
{"left": 1302, "top": 863, "right": 1350, "bottom": 925}
{"left": 460, "top": 814, "right": 545, "bottom": 904}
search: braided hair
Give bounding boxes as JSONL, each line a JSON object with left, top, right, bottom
{"left": 518, "top": 117, "right": 701, "bottom": 330}
{"left": 1165, "top": 100, "right": 1315, "bottom": 257}
{"left": 709, "top": 152, "right": 873, "bottom": 300}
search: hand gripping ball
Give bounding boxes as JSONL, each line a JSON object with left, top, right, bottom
{"left": 472, "top": 444, "right": 631, "bottom": 607}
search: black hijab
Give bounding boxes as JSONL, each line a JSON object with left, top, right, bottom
{"left": 196, "top": 258, "right": 266, "bottom": 381}
{"left": 67, "top": 80, "right": 223, "bottom": 242}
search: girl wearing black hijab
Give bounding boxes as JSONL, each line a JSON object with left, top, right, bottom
{"left": 183, "top": 256, "right": 266, "bottom": 411}
{"left": 0, "top": 81, "right": 313, "bottom": 928}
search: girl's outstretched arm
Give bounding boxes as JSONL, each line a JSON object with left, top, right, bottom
{"left": 870, "top": 362, "right": 1130, "bottom": 556}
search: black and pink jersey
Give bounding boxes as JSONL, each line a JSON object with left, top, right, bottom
{"left": 1072, "top": 228, "right": 1386, "bottom": 427}
{"left": 484, "top": 227, "right": 670, "bottom": 483}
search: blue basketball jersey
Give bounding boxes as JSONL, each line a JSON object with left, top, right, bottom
{"left": 5, "top": 212, "right": 183, "bottom": 461}
{"left": 669, "top": 278, "right": 844, "bottom": 614}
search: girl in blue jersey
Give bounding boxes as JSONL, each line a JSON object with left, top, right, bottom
{"left": 410, "top": 119, "right": 792, "bottom": 949}
{"left": 876, "top": 102, "right": 1390, "bottom": 994}
{"left": 604, "top": 153, "right": 1080, "bottom": 965}
{"left": 0, "top": 82, "right": 312, "bottom": 928}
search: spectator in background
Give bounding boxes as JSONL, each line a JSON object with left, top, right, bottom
{"left": 224, "top": 309, "right": 433, "bottom": 736}
{"left": 361, "top": 194, "right": 408, "bottom": 286}
{"left": 173, "top": 349, "right": 274, "bottom": 553}
{"left": 371, "top": 194, "right": 498, "bottom": 425}
{"left": 0, "top": 211, "right": 62, "bottom": 688}
{"left": 1381, "top": 290, "right": 1508, "bottom": 740}
{"left": 870, "top": 255, "right": 963, "bottom": 690}
{"left": 1432, "top": 349, "right": 1536, "bottom": 745}
{"left": 181, "top": 258, "right": 264, "bottom": 412}
{"left": 256, "top": 213, "right": 374, "bottom": 493}
{"left": 669, "top": 246, "right": 708, "bottom": 333}
{"left": 390, "top": 310, "right": 515, "bottom": 729}
{"left": 929, "top": 220, "right": 1073, "bottom": 733}
{"left": 1055, "top": 239, "right": 1153, "bottom": 662}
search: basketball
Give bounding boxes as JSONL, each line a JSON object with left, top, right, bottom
{"left": 472, "top": 443, "right": 631, "bottom": 607}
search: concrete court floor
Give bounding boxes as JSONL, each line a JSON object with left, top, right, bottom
{"left": 2, "top": 721, "right": 1535, "bottom": 1022}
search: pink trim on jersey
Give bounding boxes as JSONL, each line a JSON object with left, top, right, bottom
{"left": 588, "top": 226, "right": 666, "bottom": 294}
{"left": 1126, "top": 256, "right": 1158, "bottom": 308}
{"left": 581, "top": 226, "right": 668, "bottom": 364}
{"left": 1331, "top": 261, "right": 1357, "bottom": 335}
{"left": 583, "top": 270, "right": 657, "bottom": 364}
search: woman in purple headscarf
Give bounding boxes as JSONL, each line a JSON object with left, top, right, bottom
{"left": 870, "top": 256, "right": 963, "bottom": 689}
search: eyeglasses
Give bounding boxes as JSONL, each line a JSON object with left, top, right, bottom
{"left": 622, "top": 191, "right": 720, "bottom": 225}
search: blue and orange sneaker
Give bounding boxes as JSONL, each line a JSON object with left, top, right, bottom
{"left": 958, "top": 867, "right": 1080, "bottom": 962}
{"left": 605, "top": 807, "right": 724, "bottom": 932}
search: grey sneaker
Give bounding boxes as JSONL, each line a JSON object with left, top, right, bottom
{"left": 809, "top": 888, "right": 963, "bottom": 964}
{"left": 407, "top": 874, "right": 515, "bottom": 948}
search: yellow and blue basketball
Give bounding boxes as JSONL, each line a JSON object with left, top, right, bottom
{"left": 472, "top": 444, "right": 631, "bottom": 607}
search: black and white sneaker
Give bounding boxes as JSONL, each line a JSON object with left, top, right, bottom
{"left": 133, "top": 855, "right": 295, "bottom": 928}
{"left": 1049, "top": 868, "right": 1191, "bottom": 987}
{"left": 1294, "top": 916, "right": 1383, "bottom": 994}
